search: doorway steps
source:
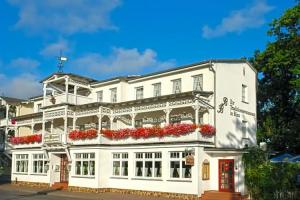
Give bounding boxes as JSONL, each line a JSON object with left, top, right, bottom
{"left": 51, "top": 182, "right": 68, "bottom": 190}
{"left": 201, "top": 191, "right": 244, "bottom": 200}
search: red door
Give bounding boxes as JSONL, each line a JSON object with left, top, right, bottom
{"left": 219, "top": 159, "right": 235, "bottom": 192}
{"left": 60, "top": 154, "right": 69, "bottom": 183}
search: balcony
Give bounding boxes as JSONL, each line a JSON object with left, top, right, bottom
{"left": 44, "top": 93, "right": 93, "bottom": 107}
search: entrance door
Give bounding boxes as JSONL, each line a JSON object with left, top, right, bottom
{"left": 60, "top": 154, "right": 69, "bottom": 183}
{"left": 219, "top": 159, "right": 234, "bottom": 192}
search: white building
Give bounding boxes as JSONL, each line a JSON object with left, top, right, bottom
{"left": 8, "top": 59, "right": 257, "bottom": 199}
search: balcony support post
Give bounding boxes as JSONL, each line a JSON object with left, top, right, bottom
{"left": 65, "top": 77, "right": 69, "bottom": 104}
{"left": 74, "top": 85, "right": 78, "bottom": 105}
{"left": 63, "top": 106, "right": 68, "bottom": 144}
{"left": 42, "top": 111, "right": 45, "bottom": 144}
{"left": 72, "top": 117, "right": 77, "bottom": 130}
{"left": 43, "top": 83, "right": 48, "bottom": 106}
{"left": 193, "top": 105, "right": 201, "bottom": 125}
{"left": 164, "top": 109, "right": 172, "bottom": 125}
{"left": 31, "top": 119, "right": 34, "bottom": 134}
{"left": 130, "top": 113, "right": 136, "bottom": 128}
{"left": 97, "top": 114, "right": 102, "bottom": 134}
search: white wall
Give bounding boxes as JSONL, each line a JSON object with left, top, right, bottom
{"left": 215, "top": 62, "right": 257, "bottom": 148}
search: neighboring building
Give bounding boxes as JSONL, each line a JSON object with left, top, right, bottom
{"left": 9, "top": 59, "right": 257, "bottom": 199}
{"left": 0, "top": 96, "right": 24, "bottom": 177}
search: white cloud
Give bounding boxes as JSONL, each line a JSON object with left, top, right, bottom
{"left": 8, "top": 0, "right": 121, "bottom": 34}
{"left": 202, "top": 1, "right": 274, "bottom": 38}
{"left": 0, "top": 73, "right": 41, "bottom": 99}
{"left": 70, "top": 47, "right": 176, "bottom": 75}
{"left": 40, "top": 38, "right": 71, "bottom": 57}
{"left": 9, "top": 57, "right": 40, "bottom": 69}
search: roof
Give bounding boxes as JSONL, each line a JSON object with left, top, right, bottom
{"left": 0, "top": 96, "right": 25, "bottom": 103}
{"left": 40, "top": 72, "right": 98, "bottom": 83}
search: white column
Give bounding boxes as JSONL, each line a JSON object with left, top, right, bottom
{"left": 43, "top": 83, "right": 48, "bottom": 106}
{"left": 42, "top": 111, "right": 45, "bottom": 144}
{"left": 63, "top": 107, "right": 68, "bottom": 144}
{"left": 74, "top": 85, "right": 78, "bottom": 105}
{"left": 164, "top": 109, "right": 171, "bottom": 124}
{"left": 131, "top": 113, "right": 136, "bottom": 128}
{"left": 72, "top": 117, "right": 77, "bottom": 130}
{"left": 194, "top": 105, "right": 200, "bottom": 125}
{"left": 5, "top": 104, "right": 9, "bottom": 126}
{"left": 50, "top": 120, "right": 54, "bottom": 134}
{"left": 31, "top": 119, "right": 34, "bottom": 134}
{"left": 65, "top": 78, "right": 69, "bottom": 103}
{"left": 109, "top": 115, "right": 114, "bottom": 130}
{"left": 97, "top": 114, "right": 102, "bottom": 133}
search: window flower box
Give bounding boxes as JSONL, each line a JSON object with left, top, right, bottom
{"left": 10, "top": 134, "right": 42, "bottom": 145}
{"left": 69, "top": 129, "right": 98, "bottom": 140}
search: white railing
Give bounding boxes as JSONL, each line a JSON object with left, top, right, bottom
{"left": 44, "top": 93, "right": 93, "bottom": 106}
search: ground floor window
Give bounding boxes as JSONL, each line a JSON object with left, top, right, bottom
{"left": 112, "top": 153, "right": 128, "bottom": 176}
{"left": 170, "top": 152, "right": 192, "bottom": 179}
{"left": 15, "top": 154, "right": 28, "bottom": 173}
{"left": 135, "top": 152, "right": 162, "bottom": 178}
{"left": 32, "top": 154, "right": 48, "bottom": 174}
{"left": 74, "top": 153, "right": 95, "bottom": 176}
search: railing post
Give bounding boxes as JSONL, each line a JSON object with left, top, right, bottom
{"left": 65, "top": 77, "right": 69, "bottom": 104}
{"left": 43, "top": 83, "right": 48, "bottom": 107}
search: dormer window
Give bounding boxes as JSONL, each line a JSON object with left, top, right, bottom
{"left": 110, "top": 88, "right": 117, "bottom": 103}
{"left": 172, "top": 79, "right": 181, "bottom": 94}
{"left": 193, "top": 75, "right": 203, "bottom": 91}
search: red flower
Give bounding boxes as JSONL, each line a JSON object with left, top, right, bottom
{"left": 199, "top": 124, "right": 216, "bottom": 137}
{"left": 69, "top": 129, "right": 98, "bottom": 140}
{"left": 101, "top": 123, "right": 200, "bottom": 140}
{"left": 9, "top": 134, "right": 42, "bottom": 145}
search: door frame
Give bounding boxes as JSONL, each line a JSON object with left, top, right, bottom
{"left": 218, "top": 159, "right": 235, "bottom": 192}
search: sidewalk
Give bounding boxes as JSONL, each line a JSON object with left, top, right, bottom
{"left": 0, "top": 183, "right": 172, "bottom": 200}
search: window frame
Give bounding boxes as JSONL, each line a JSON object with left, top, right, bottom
{"left": 32, "top": 153, "right": 48, "bottom": 175}
{"left": 110, "top": 88, "right": 117, "bottom": 103}
{"left": 193, "top": 74, "right": 203, "bottom": 91}
{"left": 242, "top": 84, "right": 248, "bottom": 103}
{"left": 112, "top": 153, "right": 129, "bottom": 177}
{"left": 169, "top": 151, "right": 192, "bottom": 180}
{"left": 15, "top": 154, "right": 29, "bottom": 174}
{"left": 74, "top": 153, "right": 95, "bottom": 177}
{"left": 134, "top": 152, "right": 162, "bottom": 179}
{"left": 153, "top": 83, "right": 161, "bottom": 97}
{"left": 135, "top": 86, "right": 144, "bottom": 100}
{"left": 96, "top": 90, "right": 103, "bottom": 102}
{"left": 172, "top": 79, "right": 182, "bottom": 94}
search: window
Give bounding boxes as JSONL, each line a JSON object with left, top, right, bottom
{"left": 136, "top": 87, "right": 144, "bottom": 100}
{"left": 193, "top": 75, "right": 203, "bottom": 91}
{"left": 110, "top": 88, "right": 117, "bottom": 103}
{"left": 153, "top": 83, "right": 161, "bottom": 97}
{"left": 242, "top": 121, "right": 248, "bottom": 138}
{"left": 74, "top": 153, "right": 95, "bottom": 176}
{"left": 170, "top": 152, "right": 192, "bottom": 179}
{"left": 135, "top": 152, "right": 162, "bottom": 178}
{"left": 202, "top": 160, "right": 210, "bottom": 180}
{"left": 37, "top": 103, "right": 42, "bottom": 112}
{"left": 97, "top": 90, "right": 103, "bottom": 102}
{"left": 32, "top": 154, "right": 48, "bottom": 174}
{"left": 15, "top": 154, "right": 28, "bottom": 173}
{"left": 242, "top": 84, "right": 248, "bottom": 102}
{"left": 112, "top": 153, "right": 128, "bottom": 177}
{"left": 172, "top": 79, "right": 181, "bottom": 94}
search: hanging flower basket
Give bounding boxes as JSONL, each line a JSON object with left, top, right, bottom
{"left": 69, "top": 129, "right": 98, "bottom": 140}
{"left": 10, "top": 134, "right": 42, "bottom": 145}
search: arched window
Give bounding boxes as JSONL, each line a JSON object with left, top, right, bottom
{"left": 202, "top": 159, "right": 210, "bottom": 180}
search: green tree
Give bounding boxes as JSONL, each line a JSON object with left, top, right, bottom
{"left": 251, "top": 3, "right": 300, "bottom": 153}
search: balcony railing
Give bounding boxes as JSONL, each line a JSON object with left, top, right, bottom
{"left": 44, "top": 93, "right": 93, "bottom": 107}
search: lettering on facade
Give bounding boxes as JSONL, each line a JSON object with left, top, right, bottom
{"left": 218, "top": 97, "right": 255, "bottom": 118}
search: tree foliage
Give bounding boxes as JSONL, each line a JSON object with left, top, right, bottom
{"left": 251, "top": 3, "right": 300, "bottom": 153}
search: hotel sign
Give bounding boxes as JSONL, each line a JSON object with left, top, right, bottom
{"left": 185, "top": 155, "right": 195, "bottom": 166}
{"left": 217, "top": 97, "right": 255, "bottom": 118}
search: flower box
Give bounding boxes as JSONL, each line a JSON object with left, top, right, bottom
{"left": 10, "top": 134, "right": 42, "bottom": 145}
{"left": 69, "top": 129, "right": 98, "bottom": 140}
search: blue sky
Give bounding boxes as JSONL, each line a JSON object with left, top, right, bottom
{"left": 0, "top": 0, "right": 296, "bottom": 99}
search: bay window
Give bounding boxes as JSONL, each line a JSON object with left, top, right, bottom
{"left": 15, "top": 154, "right": 28, "bottom": 173}
{"left": 112, "top": 153, "right": 128, "bottom": 177}
{"left": 74, "top": 153, "right": 95, "bottom": 176}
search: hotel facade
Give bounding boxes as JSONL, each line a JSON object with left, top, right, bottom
{"left": 5, "top": 59, "right": 257, "bottom": 199}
